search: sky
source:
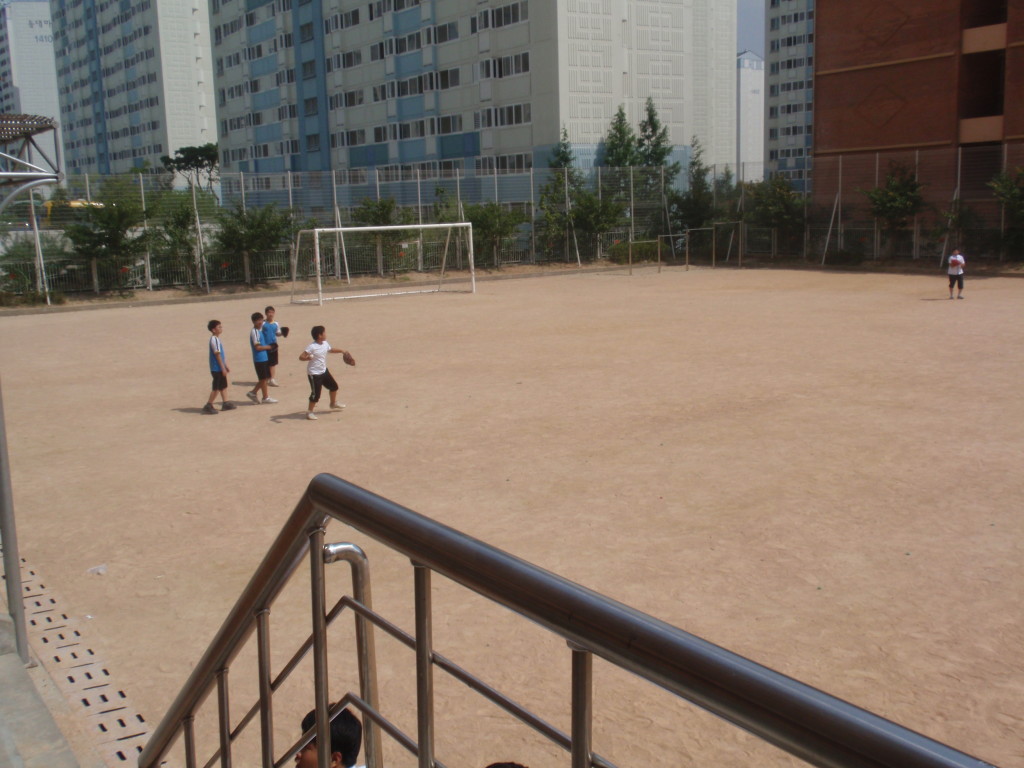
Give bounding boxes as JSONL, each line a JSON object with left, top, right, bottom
{"left": 738, "top": 0, "right": 765, "bottom": 57}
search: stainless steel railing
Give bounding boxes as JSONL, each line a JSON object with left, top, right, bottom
{"left": 139, "top": 474, "right": 996, "bottom": 768}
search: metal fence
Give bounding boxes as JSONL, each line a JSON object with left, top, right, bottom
{"left": 1, "top": 146, "right": 1020, "bottom": 297}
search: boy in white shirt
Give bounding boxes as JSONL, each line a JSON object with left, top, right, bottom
{"left": 947, "top": 248, "right": 966, "bottom": 299}
{"left": 299, "top": 325, "right": 355, "bottom": 420}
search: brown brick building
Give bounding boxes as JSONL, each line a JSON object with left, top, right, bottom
{"left": 812, "top": 1, "right": 1022, "bottom": 233}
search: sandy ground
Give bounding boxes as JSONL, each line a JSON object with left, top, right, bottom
{"left": 0, "top": 266, "right": 1021, "bottom": 768}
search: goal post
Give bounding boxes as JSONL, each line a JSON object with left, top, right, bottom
{"left": 290, "top": 221, "right": 475, "bottom": 306}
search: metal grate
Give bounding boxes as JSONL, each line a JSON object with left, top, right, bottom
{"left": 4, "top": 552, "right": 150, "bottom": 766}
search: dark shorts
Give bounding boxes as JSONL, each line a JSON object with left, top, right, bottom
{"left": 948, "top": 273, "right": 964, "bottom": 289}
{"left": 210, "top": 371, "right": 228, "bottom": 392}
{"left": 308, "top": 370, "right": 338, "bottom": 403}
{"left": 267, "top": 348, "right": 279, "bottom": 367}
{"left": 253, "top": 360, "right": 271, "bottom": 380}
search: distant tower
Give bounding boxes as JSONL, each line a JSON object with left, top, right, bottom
{"left": 764, "top": 0, "right": 814, "bottom": 191}
{"left": 737, "top": 50, "right": 765, "bottom": 182}
{"left": 0, "top": 0, "right": 61, "bottom": 163}
{"left": 50, "top": 0, "right": 216, "bottom": 175}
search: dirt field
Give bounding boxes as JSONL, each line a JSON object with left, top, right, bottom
{"left": 1, "top": 266, "right": 1021, "bottom": 768}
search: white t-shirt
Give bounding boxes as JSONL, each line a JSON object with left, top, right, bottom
{"left": 304, "top": 340, "right": 331, "bottom": 375}
{"left": 947, "top": 253, "right": 965, "bottom": 275}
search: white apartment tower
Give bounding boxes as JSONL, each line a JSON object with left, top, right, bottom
{"left": 764, "top": 0, "right": 813, "bottom": 191}
{"left": 210, "top": 0, "right": 736, "bottom": 178}
{"left": 49, "top": 0, "right": 217, "bottom": 175}
{"left": 736, "top": 49, "right": 764, "bottom": 180}
{"left": 0, "top": 0, "right": 61, "bottom": 163}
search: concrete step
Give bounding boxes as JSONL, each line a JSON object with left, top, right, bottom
{"left": 0, "top": 614, "right": 103, "bottom": 768}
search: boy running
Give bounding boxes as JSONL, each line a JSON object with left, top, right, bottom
{"left": 203, "top": 320, "right": 237, "bottom": 414}
{"left": 299, "top": 325, "right": 355, "bottom": 420}
{"left": 246, "top": 312, "right": 279, "bottom": 404}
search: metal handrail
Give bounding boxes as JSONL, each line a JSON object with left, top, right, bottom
{"left": 140, "top": 474, "right": 996, "bottom": 768}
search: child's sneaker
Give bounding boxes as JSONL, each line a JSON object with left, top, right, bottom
{"left": 269, "top": 379, "right": 279, "bottom": 387}
{"left": 306, "top": 412, "right": 318, "bottom": 420}
{"left": 330, "top": 403, "right": 346, "bottom": 410}
{"left": 221, "top": 402, "right": 237, "bottom": 411}
{"left": 246, "top": 391, "right": 259, "bottom": 402}
{"left": 262, "top": 397, "right": 279, "bottom": 404}
{"left": 202, "top": 403, "right": 218, "bottom": 415}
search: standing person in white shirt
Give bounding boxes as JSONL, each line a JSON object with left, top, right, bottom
{"left": 947, "top": 248, "right": 966, "bottom": 299}
{"left": 299, "top": 325, "right": 355, "bottom": 420}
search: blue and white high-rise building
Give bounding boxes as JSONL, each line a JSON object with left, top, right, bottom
{"left": 210, "top": 0, "right": 737, "bottom": 177}
{"left": 50, "top": 0, "right": 217, "bottom": 175}
{"left": 764, "top": 0, "right": 813, "bottom": 191}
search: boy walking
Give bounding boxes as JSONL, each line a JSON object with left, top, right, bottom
{"left": 263, "top": 305, "right": 289, "bottom": 386}
{"left": 246, "top": 312, "right": 279, "bottom": 404}
{"left": 203, "top": 320, "right": 237, "bottom": 414}
{"left": 299, "top": 325, "right": 355, "bottom": 420}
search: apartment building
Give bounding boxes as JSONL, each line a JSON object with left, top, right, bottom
{"left": 764, "top": 0, "right": 813, "bottom": 191}
{"left": 50, "top": 0, "right": 217, "bottom": 175}
{"left": 0, "top": 0, "right": 61, "bottom": 163}
{"left": 736, "top": 49, "right": 764, "bottom": 180}
{"left": 210, "top": 0, "right": 737, "bottom": 179}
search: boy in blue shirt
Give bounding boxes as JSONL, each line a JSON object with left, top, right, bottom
{"left": 263, "top": 305, "right": 288, "bottom": 386}
{"left": 246, "top": 312, "right": 278, "bottom": 404}
{"left": 203, "top": 320, "right": 237, "bottom": 414}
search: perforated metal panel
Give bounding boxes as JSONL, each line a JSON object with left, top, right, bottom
{"left": 5, "top": 553, "right": 151, "bottom": 766}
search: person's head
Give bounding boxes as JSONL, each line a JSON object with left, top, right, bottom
{"left": 265, "top": 305, "right": 276, "bottom": 319}
{"left": 484, "top": 763, "right": 529, "bottom": 768}
{"left": 953, "top": 248, "right": 961, "bottom": 255}
{"left": 296, "top": 707, "right": 361, "bottom": 768}
{"left": 208, "top": 320, "right": 222, "bottom": 333}
{"left": 252, "top": 312, "right": 264, "bottom": 327}
{"left": 311, "top": 325, "right": 326, "bottom": 342}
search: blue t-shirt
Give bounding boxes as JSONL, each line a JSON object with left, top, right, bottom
{"left": 250, "top": 326, "right": 268, "bottom": 363}
{"left": 209, "top": 336, "right": 226, "bottom": 372}
{"left": 262, "top": 322, "right": 279, "bottom": 347}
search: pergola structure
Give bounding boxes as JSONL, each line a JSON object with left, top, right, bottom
{"left": 0, "top": 114, "right": 63, "bottom": 302}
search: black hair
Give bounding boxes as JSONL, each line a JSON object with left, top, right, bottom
{"left": 207, "top": 320, "right": 221, "bottom": 332}
{"left": 484, "top": 764, "right": 529, "bottom": 768}
{"left": 251, "top": 312, "right": 264, "bottom": 322}
{"left": 311, "top": 325, "right": 325, "bottom": 341}
{"left": 301, "top": 707, "right": 361, "bottom": 768}
{"left": 265, "top": 305, "right": 275, "bottom": 314}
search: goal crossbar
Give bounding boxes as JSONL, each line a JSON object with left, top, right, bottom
{"left": 291, "top": 221, "right": 474, "bottom": 305}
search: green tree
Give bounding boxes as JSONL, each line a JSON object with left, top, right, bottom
{"left": 571, "top": 190, "right": 626, "bottom": 260}
{"left": 636, "top": 97, "right": 680, "bottom": 185}
{"left": 64, "top": 199, "right": 148, "bottom": 294}
{"left": 212, "top": 202, "right": 295, "bottom": 286}
{"left": 988, "top": 168, "right": 1024, "bottom": 257}
{"left": 744, "top": 176, "right": 806, "bottom": 257}
{"left": 599, "top": 105, "right": 638, "bottom": 204}
{"left": 863, "top": 163, "right": 926, "bottom": 257}
{"left": 160, "top": 144, "right": 220, "bottom": 193}
{"left": 667, "top": 137, "right": 716, "bottom": 232}
{"left": 464, "top": 202, "right": 526, "bottom": 269}
{"left": 352, "top": 197, "right": 415, "bottom": 276}
{"left": 149, "top": 191, "right": 202, "bottom": 287}
{"left": 537, "top": 127, "right": 586, "bottom": 261}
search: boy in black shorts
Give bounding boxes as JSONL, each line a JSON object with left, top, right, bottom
{"left": 203, "top": 320, "right": 237, "bottom": 414}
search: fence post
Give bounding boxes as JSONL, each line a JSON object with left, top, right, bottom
{"left": 240, "top": 172, "right": 246, "bottom": 211}
{"left": 416, "top": 168, "right": 424, "bottom": 271}
{"left": 529, "top": 166, "right": 536, "bottom": 262}
{"left": 629, "top": 167, "right": 635, "bottom": 243}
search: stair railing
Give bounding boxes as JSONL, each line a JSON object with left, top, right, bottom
{"left": 139, "top": 474, "right": 995, "bottom": 768}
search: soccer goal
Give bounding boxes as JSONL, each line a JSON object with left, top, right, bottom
{"left": 289, "top": 222, "right": 475, "bottom": 305}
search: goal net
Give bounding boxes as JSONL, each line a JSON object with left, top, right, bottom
{"left": 289, "top": 222, "right": 475, "bottom": 305}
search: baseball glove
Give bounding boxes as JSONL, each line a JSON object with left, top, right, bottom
{"left": 343, "top": 350, "right": 356, "bottom": 367}
{"left": 281, "top": 326, "right": 290, "bottom": 338}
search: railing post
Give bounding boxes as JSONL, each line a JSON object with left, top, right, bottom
{"left": 569, "top": 643, "right": 593, "bottom": 768}
{"left": 323, "top": 543, "right": 383, "bottom": 768}
{"left": 256, "top": 609, "right": 274, "bottom": 768}
{"left": 216, "top": 669, "right": 232, "bottom": 768}
{"left": 184, "top": 715, "right": 197, "bottom": 768}
{"left": 413, "top": 564, "right": 434, "bottom": 768}
{"left": 310, "top": 524, "right": 331, "bottom": 768}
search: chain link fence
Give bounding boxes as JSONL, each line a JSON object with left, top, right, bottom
{"left": 1, "top": 145, "right": 1020, "bottom": 298}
